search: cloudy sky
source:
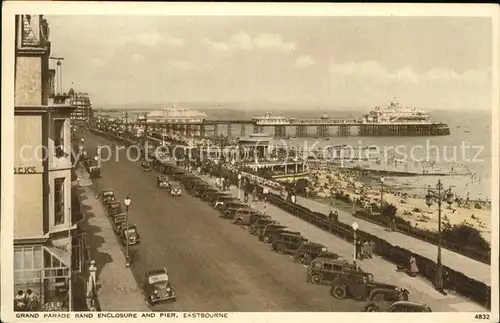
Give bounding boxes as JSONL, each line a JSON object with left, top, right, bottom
{"left": 46, "top": 15, "right": 493, "bottom": 110}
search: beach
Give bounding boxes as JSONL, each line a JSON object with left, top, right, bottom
{"left": 302, "top": 167, "right": 491, "bottom": 243}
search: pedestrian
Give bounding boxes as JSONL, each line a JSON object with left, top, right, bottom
{"left": 252, "top": 187, "right": 257, "bottom": 202}
{"left": 408, "top": 255, "right": 418, "bottom": 277}
{"left": 244, "top": 190, "right": 249, "bottom": 203}
{"left": 263, "top": 186, "right": 269, "bottom": 202}
{"left": 291, "top": 193, "right": 296, "bottom": 204}
{"left": 355, "top": 240, "right": 362, "bottom": 260}
{"left": 368, "top": 240, "right": 375, "bottom": 258}
{"left": 363, "top": 240, "right": 370, "bottom": 259}
{"left": 15, "top": 290, "right": 26, "bottom": 310}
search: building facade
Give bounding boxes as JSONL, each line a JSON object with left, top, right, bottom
{"left": 68, "top": 89, "right": 93, "bottom": 125}
{"left": 14, "top": 14, "right": 86, "bottom": 311}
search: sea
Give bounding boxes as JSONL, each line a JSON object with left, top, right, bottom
{"left": 100, "top": 103, "right": 493, "bottom": 201}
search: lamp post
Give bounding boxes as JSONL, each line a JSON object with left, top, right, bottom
{"left": 124, "top": 196, "right": 131, "bottom": 268}
{"left": 352, "top": 222, "right": 359, "bottom": 266}
{"left": 238, "top": 173, "right": 242, "bottom": 200}
{"left": 425, "top": 179, "right": 454, "bottom": 292}
{"left": 380, "top": 176, "right": 385, "bottom": 214}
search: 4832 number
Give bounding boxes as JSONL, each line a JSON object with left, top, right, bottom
{"left": 475, "top": 314, "right": 490, "bottom": 320}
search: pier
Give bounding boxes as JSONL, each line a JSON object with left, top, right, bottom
{"left": 94, "top": 113, "right": 450, "bottom": 138}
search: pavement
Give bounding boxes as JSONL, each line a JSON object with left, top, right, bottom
{"left": 74, "top": 161, "right": 149, "bottom": 311}
{"left": 83, "top": 131, "right": 364, "bottom": 312}
{"left": 197, "top": 173, "right": 488, "bottom": 312}
{"left": 290, "top": 193, "right": 491, "bottom": 286}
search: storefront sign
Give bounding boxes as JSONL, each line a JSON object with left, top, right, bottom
{"left": 14, "top": 166, "right": 42, "bottom": 174}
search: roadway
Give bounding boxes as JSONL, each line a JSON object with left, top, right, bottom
{"left": 83, "top": 131, "right": 361, "bottom": 312}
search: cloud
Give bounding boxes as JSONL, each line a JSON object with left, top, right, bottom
{"left": 131, "top": 53, "right": 145, "bottom": 62}
{"left": 329, "top": 60, "right": 490, "bottom": 85}
{"left": 91, "top": 58, "right": 106, "bottom": 67}
{"left": 166, "top": 61, "right": 201, "bottom": 71}
{"left": 295, "top": 55, "right": 315, "bottom": 69}
{"left": 118, "top": 32, "right": 184, "bottom": 48}
{"left": 165, "top": 37, "right": 184, "bottom": 47}
{"left": 204, "top": 32, "right": 297, "bottom": 54}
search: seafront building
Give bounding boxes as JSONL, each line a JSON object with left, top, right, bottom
{"left": 68, "top": 89, "right": 93, "bottom": 125}
{"left": 14, "top": 14, "right": 86, "bottom": 310}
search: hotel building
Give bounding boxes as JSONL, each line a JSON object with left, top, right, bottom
{"left": 14, "top": 14, "right": 86, "bottom": 310}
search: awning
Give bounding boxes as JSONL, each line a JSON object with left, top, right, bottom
{"left": 44, "top": 246, "right": 70, "bottom": 267}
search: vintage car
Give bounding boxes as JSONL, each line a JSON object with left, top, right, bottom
{"left": 106, "top": 201, "right": 125, "bottom": 218}
{"left": 307, "top": 257, "right": 358, "bottom": 285}
{"left": 233, "top": 211, "right": 269, "bottom": 226}
{"left": 89, "top": 165, "right": 102, "bottom": 178}
{"left": 258, "top": 224, "right": 288, "bottom": 243}
{"left": 213, "top": 196, "right": 239, "bottom": 209}
{"left": 170, "top": 183, "right": 182, "bottom": 196}
{"left": 99, "top": 189, "right": 116, "bottom": 205}
{"left": 120, "top": 224, "right": 141, "bottom": 246}
{"left": 330, "top": 271, "right": 409, "bottom": 302}
{"left": 201, "top": 189, "right": 220, "bottom": 201}
{"left": 220, "top": 201, "right": 248, "bottom": 214}
{"left": 143, "top": 268, "right": 176, "bottom": 305}
{"left": 362, "top": 301, "right": 431, "bottom": 312}
{"left": 271, "top": 232, "right": 308, "bottom": 254}
{"left": 111, "top": 213, "right": 127, "bottom": 234}
{"left": 293, "top": 242, "right": 339, "bottom": 265}
{"left": 157, "top": 175, "right": 170, "bottom": 189}
{"left": 220, "top": 205, "right": 250, "bottom": 219}
{"left": 141, "top": 161, "right": 152, "bottom": 172}
{"left": 249, "top": 218, "right": 279, "bottom": 235}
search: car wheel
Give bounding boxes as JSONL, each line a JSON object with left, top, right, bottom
{"left": 332, "top": 285, "right": 347, "bottom": 299}
{"left": 364, "top": 304, "right": 379, "bottom": 312}
{"left": 311, "top": 274, "right": 323, "bottom": 285}
{"left": 264, "top": 236, "right": 271, "bottom": 244}
{"left": 236, "top": 219, "right": 243, "bottom": 225}
{"left": 277, "top": 247, "right": 285, "bottom": 254}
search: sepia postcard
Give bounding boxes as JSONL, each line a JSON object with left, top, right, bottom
{"left": 1, "top": 2, "right": 499, "bottom": 323}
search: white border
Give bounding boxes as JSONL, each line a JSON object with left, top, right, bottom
{"left": 2, "top": 2, "right": 499, "bottom": 323}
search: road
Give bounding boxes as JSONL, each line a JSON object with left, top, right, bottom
{"left": 83, "top": 132, "right": 361, "bottom": 312}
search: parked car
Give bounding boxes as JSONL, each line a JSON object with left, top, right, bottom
{"left": 307, "top": 257, "right": 358, "bottom": 285}
{"left": 212, "top": 195, "right": 236, "bottom": 209}
{"left": 271, "top": 232, "right": 307, "bottom": 254}
{"left": 157, "top": 175, "right": 170, "bottom": 189}
{"left": 220, "top": 201, "right": 248, "bottom": 214}
{"left": 293, "top": 242, "right": 337, "bottom": 265}
{"left": 201, "top": 189, "right": 220, "bottom": 201}
{"left": 141, "top": 161, "right": 152, "bottom": 172}
{"left": 106, "top": 201, "right": 125, "bottom": 218}
{"left": 170, "top": 183, "right": 182, "bottom": 196}
{"left": 331, "top": 272, "right": 409, "bottom": 302}
{"left": 249, "top": 218, "right": 279, "bottom": 235}
{"left": 120, "top": 224, "right": 141, "bottom": 246}
{"left": 258, "top": 224, "right": 289, "bottom": 243}
{"left": 363, "top": 301, "right": 431, "bottom": 312}
{"left": 89, "top": 165, "right": 102, "bottom": 178}
{"left": 99, "top": 189, "right": 116, "bottom": 205}
{"left": 233, "top": 211, "right": 269, "bottom": 226}
{"left": 220, "top": 206, "right": 249, "bottom": 219}
{"left": 143, "top": 268, "right": 176, "bottom": 305}
{"left": 111, "top": 213, "right": 127, "bottom": 234}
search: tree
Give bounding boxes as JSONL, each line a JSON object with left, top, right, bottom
{"left": 442, "top": 223, "right": 490, "bottom": 251}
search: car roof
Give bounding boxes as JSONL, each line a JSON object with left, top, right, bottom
{"left": 102, "top": 189, "right": 114, "bottom": 193}
{"left": 313, "top": 257, "right": 347, "bottom": 264}
{"left": 147, "top": 268, "right": 167, "bottom": 276}
{"left": 303, "top": 242, "right": 325, "bottom": 248}
{"left": 280, "top": 232, "right": 302, "bottom": 237}
{"left": 390, "top": 301, "right": 430, "bottom": 308}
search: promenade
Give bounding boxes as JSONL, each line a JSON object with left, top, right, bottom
{"left": 198, "top": 173, "right": 488, "bottom": 312}
{"left": 75, "top": 164, "right": 149, "bottom": 311}
{"left": 289, "top": 192, "right": 490, "bottom": 285}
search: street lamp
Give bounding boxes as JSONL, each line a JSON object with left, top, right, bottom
{"left": 352, "top": 221, "right": 359, "bottom": 265}
{"left": 124, "top": 196, "right": 131, "bottom": 268}
{"left": 380, "top": 176, "right": 385, "bottom": 213}
{"left": 238, "top": 173, "right": 242, "bottom": 200}
{"left": 425, "top": 179, "right": 454, "bottom": 292}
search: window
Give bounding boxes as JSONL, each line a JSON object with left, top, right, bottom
{"left": 53, "top": 119, "right": 66, "bottom": 158}
{"left": 54, "top": 177, "right": 65, "bottom": 225}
